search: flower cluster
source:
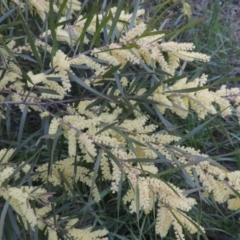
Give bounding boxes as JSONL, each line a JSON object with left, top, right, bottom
{"left": 146, "top": 74, "right": 240, "bottom": 119}
{"left": 1, "top": 0, "right": 81, "bottom": 20}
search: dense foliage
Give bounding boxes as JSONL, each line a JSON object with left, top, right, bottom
{"left": 0, "top": 0, "right": 240, "bottom": 239}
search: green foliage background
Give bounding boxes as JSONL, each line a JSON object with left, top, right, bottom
{"left": 1, "top": 0, "right": 240, "bottom": 239}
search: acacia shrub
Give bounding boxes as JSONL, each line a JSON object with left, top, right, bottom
{"left": 0, "top": 1, "right": 240, "bottom": 239}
